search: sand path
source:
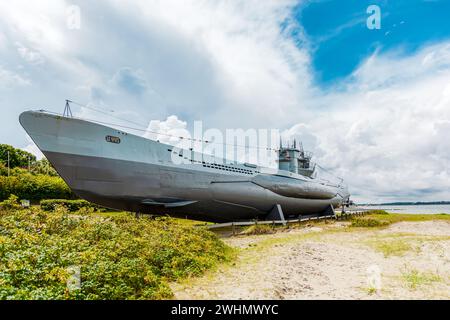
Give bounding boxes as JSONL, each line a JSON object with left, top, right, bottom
{"left": 172, "top": 220, "right": 450, "bottom": 300}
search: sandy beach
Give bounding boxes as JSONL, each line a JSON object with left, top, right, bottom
{"left": 172, "top": 219, "right": 450, "bottom": 300}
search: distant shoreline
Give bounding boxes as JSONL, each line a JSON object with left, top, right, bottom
{"left": 357, "top": 204, "right": 450, "bottom": 214}
{"left": 362, "top": 202, "right": 450, "bottom": 206}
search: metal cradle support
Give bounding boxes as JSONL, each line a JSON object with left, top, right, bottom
{"left": 319, "top": 204, "right": 336, "bottom": 218}
{"left": 266, "top": 204, "right": 286, "bottom": 225}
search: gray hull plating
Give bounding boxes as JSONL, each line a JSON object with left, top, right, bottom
{"left": 19, "top": 111, "right": 350, "bottom": 222}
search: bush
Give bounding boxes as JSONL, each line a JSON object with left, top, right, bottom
{"left": 0, "top": 174, "right": 73, "bottom": 201}
{"left": 241, "top": 224, "right": 274, "bottom": 235}
{"left": 0, "top": 208, "right": 232, "bottom": 299}
{"left": 0, "top": 194, "right": 21, "bottom": 210}
{"left": 30, "top": 158, "right": 59, "bottom": 177}
{"left": 0, "top": 163, "right": 7, "bottom": 176}
{"left": 350, "top": 217, "right": 390, "bottom": 228}
{"left": 0, "top": 144, "right": 36, "bottom": 169}
{"left": 366, "top": 209, "right": 389, "bottom": 215}
{"left": 40, "top": 199, "right": 104, "bottom": 212}
{"left": 0, "top": 156, "right": 59, "bottom": 178}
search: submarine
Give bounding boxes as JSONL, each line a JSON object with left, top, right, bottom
{"left": 19, "top": 109, "right": 350, "bottom": 222}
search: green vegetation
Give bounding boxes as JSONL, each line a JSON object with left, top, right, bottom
{"left": 0, "top": 206, "right": 232, "bottom": 300}
{"left": 0, "top": 144, "right": 36, "bottom": 169}
{"left": 0, "top": 144, "right": 69, "bottom": 201}
{"left": 367, "top": 213, "right": 450, "bottom": 223}
{"left": 29, "top": 158, "right": 59, "bottom": 177}
{"left": 241, "top": 224, "right": 274, "bottom": 235}
{"left": 365, "top": 209, "right": 389, "bottom": 215}
{"left": 350, "top": 217, "right": 390, "bottom": 228}
{"left": 0, "top": 195, "right": 22, "bottom": 211}
{"left": 366, "top": 286, "right": 378, "bottom": 295}
{"left": 366, "top": 232, "right": 450, "bottom": 258}
{"left": 402, "top": 269, "right": 442, "bottom": 290}
{"left": 40, "top": 199, "right": 105, "bottom": 212}
{"left": 347, "top": 210, "right": 391, "bottom": 228}
{"left": 371, "top": 239, "right": 413, "bottom": 257}
{"left": 0, "top": 173, "right": 72, "bottom": 201}
{"left": 348, "top": 212, "right": 450, "bottom": 230}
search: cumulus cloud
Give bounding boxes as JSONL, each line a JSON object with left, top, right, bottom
{"left": 22, "top": 136, "right": 44, "bottom": 160}
{"left": 143, "top": 115, "right": 188, "bottom": 145}
{"left": 16, "top": 42, "right": 45, "bottom": 65}
{"left": 142, "top": 115, "right": 201, "bottom": 155}
{"left": 291, "top": 43, "right": 450, "bottom": 203}
{"left": 0, "top": 66, "right": 30, "bottom": 87}
{"left": 141, "top": 40, "right": 450, "bottom": 203}
{"left": 111, "top": 67, "right": 149, "bottom": 95}
{"left": 1, "top": 1, "right": 449, "bottom": 203}
{"left": 102, "top": 0, "right": 311, "bottom": 127}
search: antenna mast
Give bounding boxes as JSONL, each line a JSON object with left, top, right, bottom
{"left": 63, "top": 99, "right": 73, "bottom": 118}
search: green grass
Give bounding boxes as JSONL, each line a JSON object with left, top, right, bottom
{"left": 0, "top": 206, "right": 232, "bottom": 300}
{"left": 350, "top": 217, "right": 391, "bottom": 228}
{"left": 366, "top": 233, "right": 450, "bottom": 258}
{"left": 368, "top": 213, "right": 450, "bottom": 223}
{"left": 365, "top": 209, "right": 390, "bottom": 215}
{"left": 94, "top": 211, "right": 211, "bottom": 227}
{"left": 402, "top": 269, "right": 442, "bottom": 290}
{"left": 93, "top": 210, "right": 132, "bottom": 219}
{"left": 0, "top": 174, "right": 72, "bottom": 201}
{"left": 240, "top": 224, "right": 274, "bottom": 235}
{"left": 371, "top": 239, "right": 414, "bottom": 257}
{"left": 349, "top": 213, "right": 450, "bottom": 229}
{"left": 366, "top": 286, "right": 378, "bottom": 295}
{"left": 40, "top": 199, "right": 106, "bottom": 212}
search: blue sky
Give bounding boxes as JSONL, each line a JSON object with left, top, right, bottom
{"left": 1, "top": 1, "right": 450, "bottom": 203}
{"left": 296, "top": 0, "right": 450, "bottom": 85}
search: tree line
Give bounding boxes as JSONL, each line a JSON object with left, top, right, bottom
{"left": 0, "top": 144, "right": 58, "bottom": 176}
{"left": 0, "top": 144, "right": 72, "bottom": 201}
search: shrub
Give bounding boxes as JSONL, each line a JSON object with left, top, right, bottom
{"left": 0, "top": 156, "right": 59, "bottom": 177}
{"left": 30, "top": 158, "right": 59, "bottom": 177}
{"left": 372, "top": 240, "right": 412, "bottom": 257}
{"left": 0, "top": 194, "right": 21, "bottom": 210}
{"left": 0, "top": 208, "right": 232, "bottom": 300}
{"left": 241, "top": 224, "right": 274, "bottom": 235}
{"left": 0, "top": 163, "right": 7, "bottom": 176}
{"left": 350, "top": 217, "right": 390, "bottom": 228}
{"left": 40, "top": 199, "right": 104, "bottom": 212}
{"left": 402, "top": 269, "right": 442, "bottom": 290}
{"left": 0, "top": 144, "right": 36, "bottom": 169}
{"left": 0, "top": 174, "right": 73, "bottom": 201}
{"left": 366, "top": 209, "right": 389, "bottom": 215}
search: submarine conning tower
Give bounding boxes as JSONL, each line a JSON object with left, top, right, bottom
{"left": 277, "top": 139, "right": 316, "bottom": 177}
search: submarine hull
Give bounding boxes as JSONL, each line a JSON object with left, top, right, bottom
{"left": 19, "top": 111, "right": 350, "bottom": 222}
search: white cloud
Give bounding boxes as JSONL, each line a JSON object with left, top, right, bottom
{"left": 290, "top": 43, "right": 450, "bottom": 203}
{"left": 111, "top": 67, "right": 149, "bottom": 95}
{"left": 1, "top": 1, "right": 449, "bottom": 203}
{"left": 142, "top": 40, "right": 450, "bottom": 203}
{"left": 347, "top": 43, "right": 450, "bottom": 91}
{"left": 16, "top": 42, "right": 45, "bottom": 65}
{"left": 22, "top": 136, "right": 44, "bottom": 160}
{"left": 0, "top": 66, "right": 30, "bottom": 87}
{"left": 143, "top": 115, "right": 189, "bottom": 145}
{"left": 103, "top": 0, "right": 311, "bottom": 127}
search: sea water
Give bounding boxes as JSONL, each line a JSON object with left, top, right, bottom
{"left": 358, "top": 204, "right": 450, "bottom": 214}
